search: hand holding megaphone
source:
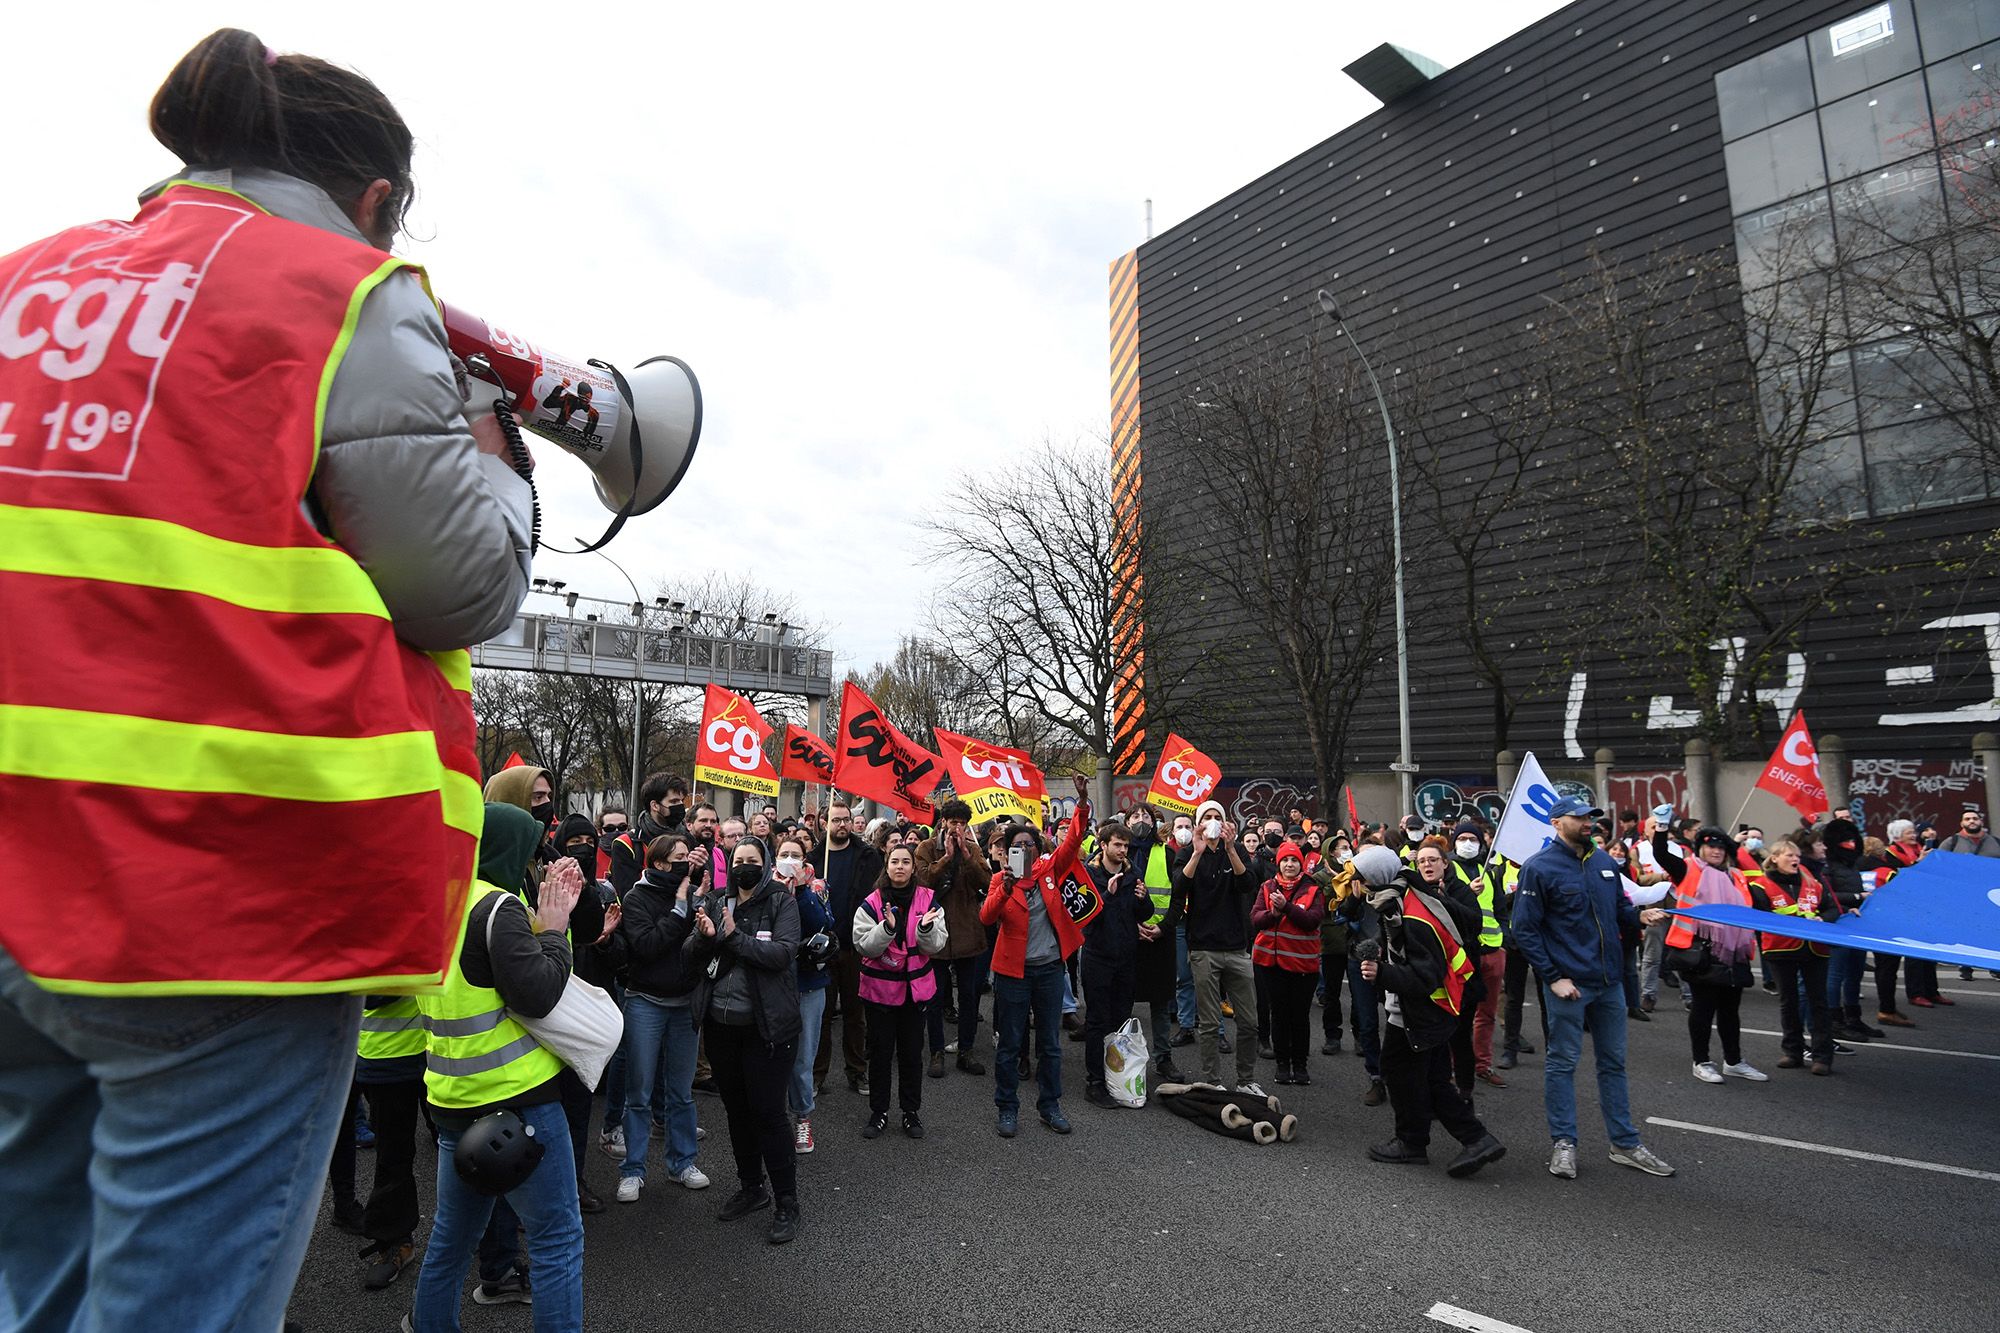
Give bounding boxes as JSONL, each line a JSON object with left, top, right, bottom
{"left": 442, "top": 302, "right": 702, "bottom": 552}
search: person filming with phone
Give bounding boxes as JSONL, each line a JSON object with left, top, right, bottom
{"left": 981, "top": 776, "right": 1093, "bottom": 1138}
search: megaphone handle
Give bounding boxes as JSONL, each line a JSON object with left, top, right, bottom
{"left": 491, "top": 401, "right": 542, "bottom": 557}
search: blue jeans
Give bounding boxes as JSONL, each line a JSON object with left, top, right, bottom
{"left": 412, "top": 1099, "right": 582, "bottom": 1332}
{"left": 1826, "top": 947, "right": 1865, "bottom": 1018}
{"left": 0, "top": 949, "right": 358, "bottom": 1333}
{"left": 1174, "top": 927, "right": 1197, "bottom": 1029}
{"left": 791, "top": 985, "right": 828, "bottom": 1117}
{"left": 1346, "top": 955, "right": 1381, "bottom": 1077}
{"left": 993, "top": 960, "right": 1066, "bottom": 1114}
{"left": 1541, "top": 979, "right": 1639, "bottom": 1149}
{"left": 620, "top": 994, "right": 699, "bottom": 1179}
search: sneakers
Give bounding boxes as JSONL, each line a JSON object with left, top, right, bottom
{"left": 361, "top": 1240, "right": 412, "bottom": 1290}
{"left": 668, "top": 1164, "right": 711, "bottom": 1190}
{"left": 472, "top": 1271, "right": 533, "bottom": 1305}
{"left": 1609, "top": 1142, "right": 1675, "bottom": 1176}
{"left": 616, "top": 1176, "right": 642, "bottom": 1204}
{"left": 1293, "top": 1064, "right": 1312, "bottom": 1087}
{"left": 1236, "top": 1081, "right": 1267, "bottom": 1099}
{"left": 902, "top": 1112, "right": 926, "bottom": 1140}
{"left": 1547, "top": 1139, "right": 1578, "bottom": 1179}
{"left": 767, "top": 1194, "right": 801, "bottom": 1246}
{"left": 1722, "top": 1061, "right": 1768, "bottom": 1082}
{"left": 716, "top": 1184, "right": 771, "bottom": 1221}
{"left": 794, "top": 1118, "right": 815, "bottom": 1155}
{"left": 1040, "top": 1105, "right": 1073, "bottom": 1134}
{"left": 862, "top": 1111, "right": 889, "bottom": 1139}
{"left": 996, "top": 1109, "right": 1019, "bottom": 1138}
{"left": 1274, "top": 1065, "right": 1295, "bottom": 1086}
{"left": 1691, "top": 1061, "right": 1724, "bottom": 1084}
{"left": 599, "top": 1127, "right": 626, "bottom": 1160}
{"left": 1363, "top": 1078, "right": 1387, "bottom": 1106}
{"left": 1445, "top": 1133, "right": 1506, "bottom": 1179}
{"left": 1368, "top": 1137, "right": 1429, "bottom": 1165}
{"left": 1496, "top": 1050, "right": 1518, "bottom": 1071}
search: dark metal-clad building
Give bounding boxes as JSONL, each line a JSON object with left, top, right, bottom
{"left": 1109, "top": 0, "right": 2000, "bottom": 823}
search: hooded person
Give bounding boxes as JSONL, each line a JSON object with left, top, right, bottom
{"left": 409, "top": 802, "right": 585, "bottom": 1326}
{"left": 1334, "top": 845, "right": 1406, "bottom": 1105}
{"left": 1816, "top": 817, "right": 1877, "bottom": 1041}
{"left": 484, "top": 765, "right": 555, "bottom": 835}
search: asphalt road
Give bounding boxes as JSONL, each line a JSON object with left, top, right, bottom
{"left": 289, "top": 973, "right": 2000, "bottom": 1333}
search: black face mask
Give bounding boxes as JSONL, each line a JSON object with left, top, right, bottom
{"left": 663, "top": 803, "right": 686, "bottom": 827}
{"left": 730, "top": 864, "right": 763, "bottom": 891}
{"left": 655, "top": 865, "right": 689, "bottom": 889}
{"left": 530, "top": 800, "right": 554, "bottom": 827}
{"left": 563, "top": 843, "right": 595, "bottom": 866}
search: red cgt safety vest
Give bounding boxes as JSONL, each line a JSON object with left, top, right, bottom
{"left": 0, "top": 181, "right": 481, "bottom": 995}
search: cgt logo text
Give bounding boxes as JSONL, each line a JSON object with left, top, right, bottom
{"left": 706, "top": 714, "right": 765, "bottom": 773}
{"left": 960, "top": 752, "right": 1035, "bottom": 792}
{"left": 1158, "top": 757, "right": 1214, "bottom": 806}
{"left": 1, "top": 263, "right": 198, "bottom": 382}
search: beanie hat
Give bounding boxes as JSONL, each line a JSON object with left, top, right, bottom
{"left": 1194, "top": 799, "right": 1226, "bottom": 825}
{"left": 1453, "top": 819, "right": 1482, "bottom": 838}
{"left": 1274, "top": 840, "right": 1305, "bottom": 866}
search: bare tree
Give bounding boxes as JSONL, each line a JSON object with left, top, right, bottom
{"left": 1397, "top": 322, "right": 1568, "bottom": 751}
{"left": 1148, "top": 310, "right": 1397, "bottom": 803}
{"left": 1540, "top": 243, "right": 1877, "bottom": 756}
{"left": 920, "top": 438, "right": 1221, "bottom": 775}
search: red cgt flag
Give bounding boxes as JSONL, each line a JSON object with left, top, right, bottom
{"left": 832, "top": 682, "right": 944, "bottom": 822}
{"left": 1145, "top": 732, "right": 1220, "bottom": 816}
{"left": 780, "top": 725, "right": 836, "bottom": 785}
{"left": 1755, "top": 710, "right": 1830, "bottom": 817}
{"left": 694, "top": 684, "right": 781, "bottom": 798}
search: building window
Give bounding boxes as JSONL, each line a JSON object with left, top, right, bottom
{"left": 1724, "top": 115, "right": 1828, "bottom": 214}
{"left": 1813, "top": 3, "right": 1922, "bottom": 102}
{"left": 1819, "top": 71, "right": 1934, "bottom": 177}
{"left": 1912, "top": 0, "right": 2000, "bottom": 61}
{"left": 1716, "top": 38, "right": 1815, "bottom": 140}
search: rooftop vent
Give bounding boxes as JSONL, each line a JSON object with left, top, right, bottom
{"left": 1343, "top": 43, "right": 1446, "bottom": 103}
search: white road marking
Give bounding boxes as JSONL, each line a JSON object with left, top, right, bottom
{"left": 1644, "top": 1117, "right": 2000, "bottom": 1182}
{"left": 1426, "top": 1302, "right": 1538, "bottom": 1333}
{"left": 1738, "top": 1028, "right": 2000, "bottom": 1061}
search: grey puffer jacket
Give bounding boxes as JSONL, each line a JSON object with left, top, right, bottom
{"left": 141, "top": 168, "right": 534, "bottom": 650}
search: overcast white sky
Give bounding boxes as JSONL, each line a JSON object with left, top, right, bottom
{"left": 7, "top": 0, "right": 1567, "bottom": 674}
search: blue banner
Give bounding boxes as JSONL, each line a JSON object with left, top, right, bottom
{"left": 1672, "top": 850, "right": 2000, "bottom": 968}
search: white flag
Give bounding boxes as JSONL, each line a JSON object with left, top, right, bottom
{"left": 1493, "top": 750, "right": 1564, "bottom": 867}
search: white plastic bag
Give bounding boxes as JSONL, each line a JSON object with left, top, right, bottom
{"left": 484, "top": 895, "right": 625, "bottom": 1090}
{"left": 1104, "top": 1017, "right": 1150, "bottom": 1108}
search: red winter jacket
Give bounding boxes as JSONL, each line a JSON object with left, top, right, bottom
{"left": 980, "top": 802, "right": 1091, "bottom": 978}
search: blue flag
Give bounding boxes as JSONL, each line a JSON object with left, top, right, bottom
{"left": 1672, "top": 850, "right": 2000, "bottom": 968}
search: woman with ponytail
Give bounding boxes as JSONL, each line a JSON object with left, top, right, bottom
{"left": 0, "top": 29, "right": 535, "bottom": 1331}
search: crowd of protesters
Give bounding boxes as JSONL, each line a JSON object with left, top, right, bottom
{"left": 310, "top": 767, "right": 1995, "bottom": 1330}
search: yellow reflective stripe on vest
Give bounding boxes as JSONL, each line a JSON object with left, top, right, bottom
{"left": 443, "top": 769, "right": 483, "bottom": 839}
{"left": 1454, "top": 862, "right": 1504, "bottom": 948}
{"left": 0, "top": 705, "right": 445, "bottom": 802}
{"left": 429, "top": 649, "right": 473, "bottom": 694}
{"left": 0, "top": 504, "right": 389, "bottom": 617}
{"left": 358, "top": 997, "right": 428, "bottom": 1060}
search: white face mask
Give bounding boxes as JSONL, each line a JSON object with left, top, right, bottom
{"left": 775, "top": 856, "right": 803, "bottom": 879}
{"left": 1455, "top": 839, "right": 1481, "bottom": 859}
{"left": 1174, "top": 827, "right": 1194, "bottom": 847}
{"left": 1337, "top": 850, "right": 1354, "bottom": 864}
{"left": 1203, "top": 819, "right": 1223, "bottom": 839}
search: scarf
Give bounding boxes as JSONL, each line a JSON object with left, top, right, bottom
{"left": 1690, "top": 862, "right": 1757, "bottom": 963}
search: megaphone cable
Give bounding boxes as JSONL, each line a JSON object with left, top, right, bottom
{"left": 491, "top": 401, "right": 542, "bottom": 558}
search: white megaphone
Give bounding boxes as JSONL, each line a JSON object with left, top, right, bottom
{"left": 441, "top": 302, "right": 702, "bottom": 550}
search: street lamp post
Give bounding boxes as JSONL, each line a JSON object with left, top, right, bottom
{"left": 1316, "top": 288, "right": 1416, "bottom": 816}
{"left": 580, "top": 551, "right": 646, "bottom": 819}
